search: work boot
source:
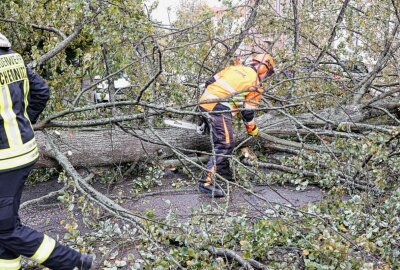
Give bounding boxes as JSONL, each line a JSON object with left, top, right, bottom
{"left": 199, "top": 182, "right": 225, "bottom": 198}
{"left": 77, "top": 254, "right": 93, "bottom": 270}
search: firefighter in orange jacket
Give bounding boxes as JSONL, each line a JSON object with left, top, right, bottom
{"left": 0, "top": 33, "right": 93, "bottom": 269}
{"left": 199, "top": 53, "right": 275, "bottom": 197}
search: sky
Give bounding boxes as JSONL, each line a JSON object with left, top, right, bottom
{"left": 149, "top": 0, "right": 223, "bottom": 24}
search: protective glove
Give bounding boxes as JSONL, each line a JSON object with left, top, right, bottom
{"left": 245, "top": 121, "right": 258, "bottom": 136}
{"left": 248, "top": 126, "right": 259, "bottom": 137}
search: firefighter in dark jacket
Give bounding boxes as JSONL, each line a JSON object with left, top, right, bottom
{"left": 0, "top": 33, "right": 93, "bottom": 270}
{"left": 198, "top": 53, "right": 275, "bottom": 197}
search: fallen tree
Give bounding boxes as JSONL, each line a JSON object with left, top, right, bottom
{"left": 34, "top": 101, "right": 399, "bottom": 168}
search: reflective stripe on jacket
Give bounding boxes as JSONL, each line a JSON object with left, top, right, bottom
{"left": 199, "top": 65, "right": 263, "bottom": 112}
{"left": 0, "top": 49, "right": 49, "bottom": 172}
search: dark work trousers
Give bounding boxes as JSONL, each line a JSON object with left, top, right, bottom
{"left": 0, "top": 164, "right": 81, "bottom": 270}
{"left": 200, "top": 103, "right": 235, "bottom": 183}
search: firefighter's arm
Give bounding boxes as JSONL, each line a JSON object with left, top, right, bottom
{"left": 26, "top": 66, "right": 50, "bottom": 124}
{"left": 204, "top": 76, "right": 216, "bottom": 88}
{"left": 245, "top": 86, "right": 264, "bottom": 107}
{"left": 241, "top": 86, "right": 263, "bottom": 136}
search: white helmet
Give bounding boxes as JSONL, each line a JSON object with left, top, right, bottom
{"left": 0, "top": 33, "right": 11, "bottom": 48}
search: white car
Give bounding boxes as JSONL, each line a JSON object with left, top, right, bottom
{"left": 93, "top": 75, "right": 132, "bottom": 103}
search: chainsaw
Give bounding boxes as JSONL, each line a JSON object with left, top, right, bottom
{"left": 164, "top": 119, "right": 260, "bottom": 160}
{"left": 164, "top": 119, "right": 207, "bottom": 135}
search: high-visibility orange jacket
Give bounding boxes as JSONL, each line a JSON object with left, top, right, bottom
{"left": 199, "top": 65, "right": 263, "bottom": 125}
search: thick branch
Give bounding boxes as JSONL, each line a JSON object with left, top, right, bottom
{"left": 29, "top": 12, "right": 99, "bottom": 67}
{"left": 259, "top": 132, "right": 339, "bottom": 154}
{"left": 44, "top": 131, "right": 185, "bottom": 269}
{"left": 314, "top": 0, "right": 351, "bottom": 66}
{"left": 135, "top": 45, "right": 162, "bottom": 102}
{"left": 352, "top": 23, "right": 400, "bottom": 104}
{"left": 291, "top": 0, "right": 299, "bottom": 53}
{"left": 216, "top": 0, "right": 261, "bottom": 71}
{"left": 243, "top": 159, "right": 317, "bottom": 177}
{"left": 0, "top": 18, "right": 67, "bottom": 39}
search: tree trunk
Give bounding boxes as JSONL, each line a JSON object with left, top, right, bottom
{"left": 35, "top": 127, "right": 210, "bottom": 168}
